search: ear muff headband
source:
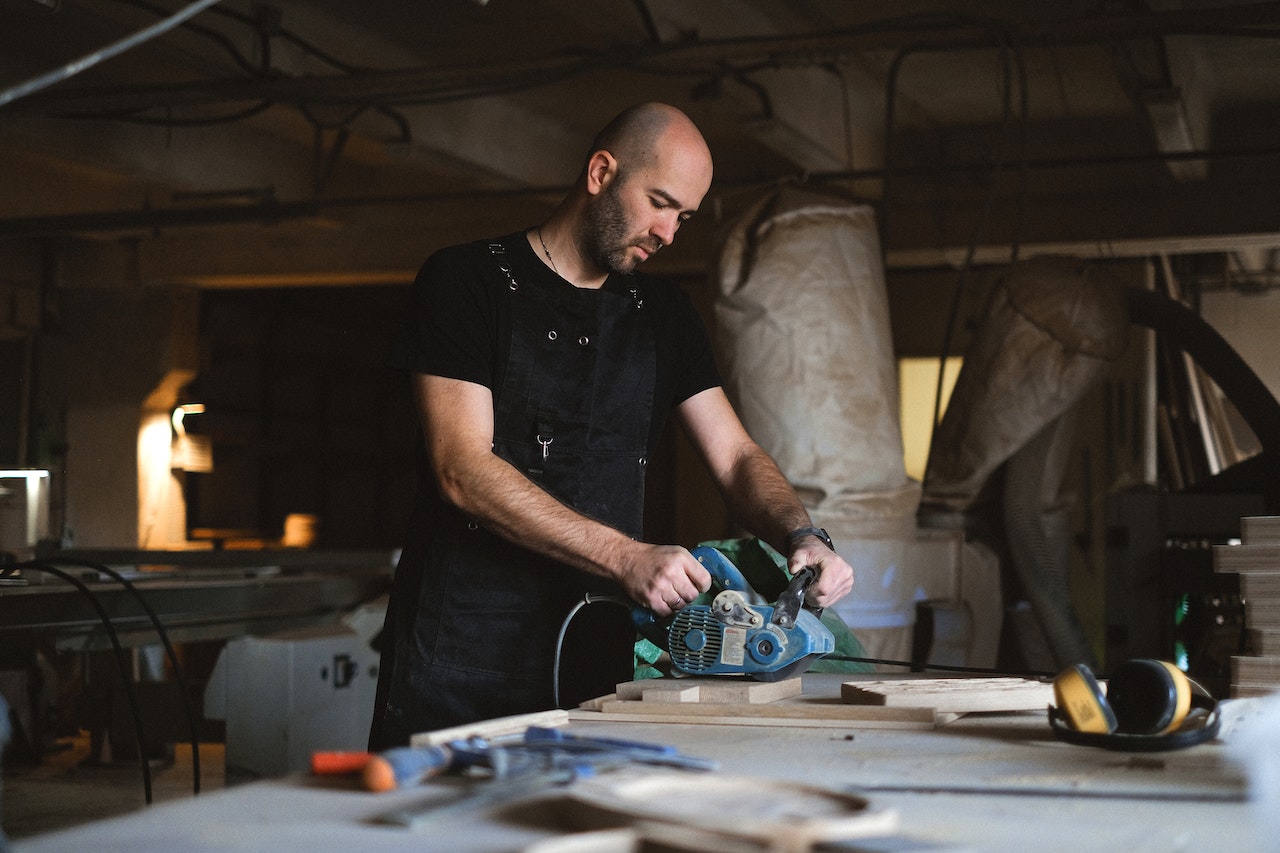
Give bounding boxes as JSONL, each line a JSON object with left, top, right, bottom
{"left": 1048, "top": 659, "right": 1219, "bottom": 751}
{"left": 1049, "top": 692, "right": 1219, "bottom": 751}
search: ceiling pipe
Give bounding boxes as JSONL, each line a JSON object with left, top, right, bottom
{"left": 3, "top": 144, "right": 1278, "bottom": 240}
{"left": 8, "top": 3, "right": 1280, "bottom": 116}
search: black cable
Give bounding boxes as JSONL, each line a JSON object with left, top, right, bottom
{"left": 630, "top": 0, "right": 662, "bottom": 45}
{"left": 14, "top": 563, "right": 154, "bottom": 804}
{"left": 553, "top": 594, "right": 632, "bottom": 708}
{"left": 876, "top": 19, "right": 1032, "bottom": 481}
{"left": 23, "top": 557, "right": 202, "bottom": 795}
{"left": 92, "top": 0, "right": 413, "bottom": 140}
{"left": 66, "top": 100, "right": 275, "bottom": 126}
{"left": 107, "top": 0, "right": 261, "bottom": 76}
{"left": 557, "top": 593, "right": 1059, "bottom": 687}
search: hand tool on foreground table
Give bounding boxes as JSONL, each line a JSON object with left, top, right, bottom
{"left": 355, "top": 727, "right": 716, "bottom": 828}
{"left": 632, "top": 545, "right": 834, "bottom": 681}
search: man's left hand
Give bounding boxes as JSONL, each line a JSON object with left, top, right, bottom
{"left": 787, "top": 538, "right": 854, "bottom": 609}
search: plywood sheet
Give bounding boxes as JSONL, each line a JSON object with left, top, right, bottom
{"left": 840, "top": 677, "right": 1054, "bottom": 714}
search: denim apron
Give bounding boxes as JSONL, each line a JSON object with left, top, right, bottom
{"left": 370, "top": 238, "right": 654, "bottom": 747}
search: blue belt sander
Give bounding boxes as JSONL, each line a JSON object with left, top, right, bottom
{"left": 632, "top": 545, "right": 834, "bottom": 681}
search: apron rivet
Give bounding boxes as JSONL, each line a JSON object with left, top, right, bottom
{"left": 547, "top": 330, "right": 558, "bottom": 341}
{"left": 578, "top": 335, "right": 590, "bottom": 346}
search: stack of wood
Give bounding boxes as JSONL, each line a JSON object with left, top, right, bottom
{"left": 1215, "top": 515, "right": 1280, "bottom": 697}
{"left": 582, "top": 675, "right": 1054, "bottom": 729}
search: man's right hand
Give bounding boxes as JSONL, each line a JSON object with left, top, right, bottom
{"left": 617, "top": 544, "right": 712, "bottom": 618}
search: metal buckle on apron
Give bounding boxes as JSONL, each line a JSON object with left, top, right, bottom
{"left": 529, "top": 422, "right": 553, "bottom": 482}
{"left": 488, "top": 241, "right": 519, "bottom": 291}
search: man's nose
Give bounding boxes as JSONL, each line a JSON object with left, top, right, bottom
{"left": 651, "top": 213, "right": 679, "bottom": 246}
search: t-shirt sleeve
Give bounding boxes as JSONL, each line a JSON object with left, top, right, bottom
{"left": 392, "top": 246, "right": 499, "bottom": 388}
{"left": 667, "top": 284, "right": 723, "bottom": 404}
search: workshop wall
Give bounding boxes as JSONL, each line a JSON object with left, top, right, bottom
{"left": 184, "top": 286, "right": 417, "bottom": 549}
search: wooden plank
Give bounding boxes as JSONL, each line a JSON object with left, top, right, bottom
{"left": 1231, "top": 655, "right": 1280, "bottom": 689}
{"left": 1230, "top": 684, "right": 1280, "bottom": 699}
{"left": 1214, "top": 543, "right": 1280, "bottom": 574}
{"left": 1238, "top": 571, "right": 1280, "bottom": 600}
{"left": 639, "top": 684, "right": 703, "bottom": 704}
{"left": 595, "top": 698, "right": 938, "bottom": 727}
{"left": 572, "top": 708, "right": 940, "bottom": 730}
{"left": 695, "top": 678, "right": 803, "bottom": 704}
{"left": 840, "top": 677, "right": 1054, "bottom": 713}
{"left": 1242, "top": 516, "right": 1280, "bottom": 546}
{"left": 1245, "top": 601, "right": 1280, "bottom": 630}
{"left": 1246, "top": 628, "right": 1280, "bottom": 656}
{"left": 613, "top": 678, "right": 802, "bottom": 705}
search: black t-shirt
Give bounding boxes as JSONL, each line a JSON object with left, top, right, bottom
{"left": 394, "top": 231, "right": 722, "bottom": 454}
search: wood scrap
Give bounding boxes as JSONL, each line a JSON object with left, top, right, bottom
{"left": 1247, "top": 628, "right": 1280, "bottom": 657}
{"left": 1216, "top": 517, "right": 1280, "bottom": 697}
{"left": 1242, "top": 516, "right": 1280, "bottom": 545}
{"left": 614, "top": 677, "right": 802, "bottom": 705}
{"left": 840, "top": 677, "right": 1053, "bottom": 714}
{"left": 1213, "top": 543, "right": 1280, "bottom": 573}
{"left": 1231, "top": 655, "right": 1280, "bottom": 692}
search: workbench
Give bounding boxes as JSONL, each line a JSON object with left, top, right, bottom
{"left": 0, "top": 549, "right": 395, "bottom": 650}
{"left": 12, "top": 673, "right": 1268, "bottom": 852}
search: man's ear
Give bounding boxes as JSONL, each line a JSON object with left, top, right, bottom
{"left": 585, "top": 150, "right": 618, "bottom": 196}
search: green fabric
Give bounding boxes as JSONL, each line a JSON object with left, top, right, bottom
{"left": 633, "top": 636, "right": 666, "bottom": 681}
{"left": 632, "top": 537, "right": 873, "bottom": 678}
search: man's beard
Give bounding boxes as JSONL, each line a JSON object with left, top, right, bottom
{"left": 582, "top": 180, "right": 654, "bottom": 276}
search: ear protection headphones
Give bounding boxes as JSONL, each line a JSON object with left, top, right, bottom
{"left": 1048, "top": 659, "right": 1220, "bottom": 751}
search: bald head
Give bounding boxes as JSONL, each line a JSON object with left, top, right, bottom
{"left": 542, "top": 103, "right": 713, "bottom": 283}
{"left": 584, "top": 102, "right": 713, "bottom": 187}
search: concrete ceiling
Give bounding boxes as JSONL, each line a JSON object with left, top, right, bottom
{"left": 2, "top": 0, "right": 1279, "bottom": 291}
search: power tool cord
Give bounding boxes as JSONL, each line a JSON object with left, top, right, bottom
{"left": 12, "top": 563, "right": 155, "bottom": 804}
{"left": 17, "top": 557, "right": 202, "bottom": 798}
{"left": 553, "top": 594, "right": 632, "bottom": 708}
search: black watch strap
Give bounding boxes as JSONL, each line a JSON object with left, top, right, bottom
{"left": 786, "top": 525, "right": 834, "bottom": 552}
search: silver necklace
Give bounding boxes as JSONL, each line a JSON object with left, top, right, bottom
{"left": 536, "top": 227, "right": 559, "bottom": 275}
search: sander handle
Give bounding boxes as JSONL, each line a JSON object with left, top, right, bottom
{"left": 771, "top": 565, "right": 822, "bottom": 629}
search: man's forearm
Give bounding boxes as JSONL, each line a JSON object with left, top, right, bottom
{"left": 713, "top": 442, "right": 814, "bottom": 554}
{"left": 437, "top": 450, "right": 638, "bottom": 577}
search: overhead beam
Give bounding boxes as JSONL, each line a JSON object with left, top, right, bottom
{"left": 887, "top": 231, "right": 1280, "bottom": 271}
{"left": 10, "top": 3, "right": 1280, "bottom": 116}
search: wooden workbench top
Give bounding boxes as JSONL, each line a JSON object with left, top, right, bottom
{"left": 14, "top": 673, "right": 1266, "bottom": 852}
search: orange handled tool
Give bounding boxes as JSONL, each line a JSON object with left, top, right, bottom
{"left": 312, "top": 745, "right": 455, "bottom": 791}
{"left": 360, "top": 744, "right": 455, "bottom": 792}
{"left": 311, "top": 751, "right": 374, "bottom": 776}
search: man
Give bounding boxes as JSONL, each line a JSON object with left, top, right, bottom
{"left": 369, "top": 102, "right": 854, "bottom": 749}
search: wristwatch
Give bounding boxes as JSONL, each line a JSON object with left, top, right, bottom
{"left": 786, "top": 525, "right": 834, "bottom": 552}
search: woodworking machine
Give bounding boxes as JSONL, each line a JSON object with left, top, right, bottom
{"left": 633, "top": 545, "right": 834, "bottom": 681}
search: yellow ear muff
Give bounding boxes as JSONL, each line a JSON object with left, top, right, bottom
{"left": 1107, "top": 658, "right": 1192, "bottom": 736}
{"left": 1050, "top": 659, "right": 1218, "bottom": 751}
{"left": 1052, "top": 663, "right": 1116, "bottom": 735}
